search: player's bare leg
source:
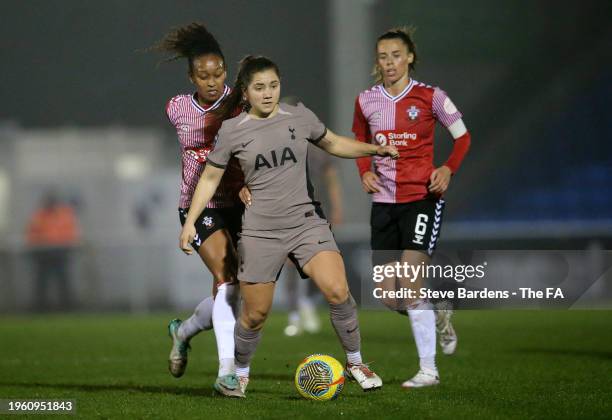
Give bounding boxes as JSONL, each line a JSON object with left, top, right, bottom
{"left": 304, "top": 251, "right": 382, "bottom": 391}
{"left": 231, "top": 281, "right": 276, "bottom": 397}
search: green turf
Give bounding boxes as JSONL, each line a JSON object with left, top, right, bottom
{"left": 0, "top": 310, "right": 611, "bottom": 419}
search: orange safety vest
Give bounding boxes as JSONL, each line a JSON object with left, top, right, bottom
{"left": 26, "top": 205, "right": 80, "bottom": 246}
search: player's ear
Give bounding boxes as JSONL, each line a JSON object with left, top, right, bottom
{"left": 407, "top": 52, "right": 414, "bottom": 64}
{"left": 188, "top": 72, "right": 195, "bottom": 85}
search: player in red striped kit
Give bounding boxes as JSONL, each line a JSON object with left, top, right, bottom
{"left": 154, "top": 23, "right": 244, "bottom": 396}
{"left": 353, "top": 27, "right": 471, "bottom": 388}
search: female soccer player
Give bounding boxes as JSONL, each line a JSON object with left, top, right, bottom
{"left": 353, "top": 27, "right": 471, "bottom": 388}
{"left": 179, "top": 56, "right": 399, "bottom": 398}
{"left": 155, "top": 23, "right": 244, "bottom": 396}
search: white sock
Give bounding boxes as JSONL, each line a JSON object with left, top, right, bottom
{"left": 218, "top": 358, "right": 235, "bottom": 377}
{"left": 178, "top": 296, "right": 214, "bottom": 341}
{"left": 346, "top": 351, "right": 363, "bottom": 365}
{"left": 407, "top": 300, "right": 437, "bottom": 372}
{"left": 213, "top": 283, "right": 239, "bottom": 377}
{"left": 235, "top": 365, "right": 250, "bottom": 378}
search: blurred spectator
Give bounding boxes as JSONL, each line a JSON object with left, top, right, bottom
{"left": 25, "top": 190, "right": 81, "bottom": 311}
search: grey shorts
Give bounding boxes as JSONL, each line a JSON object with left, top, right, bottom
{"left": 237, "top": 220, "right": 340, "bottom": 283}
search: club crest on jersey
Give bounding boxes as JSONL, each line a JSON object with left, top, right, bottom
{"left": 375, "top": 133, "right": 388, "bottom": 146}
{"left": 407, "top": 105, "right": 419, "bottom": 120}
{"left": 202, "top": 216, "right": 214, "bottom": 229}
{"left": 288, "top": 126, "right": 296, "bottom": 140}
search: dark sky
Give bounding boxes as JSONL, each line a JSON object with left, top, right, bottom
{"left": 0, "top": 1, "right": 329, "bottom": 128}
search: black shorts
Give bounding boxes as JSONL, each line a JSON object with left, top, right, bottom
{"left": 370, "top": 198, "right": 445, "bottom": 263}
{"left": 179, "top": 205, "right": 244, "bottom": 252}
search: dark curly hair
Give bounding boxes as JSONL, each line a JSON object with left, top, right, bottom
{"left": 152, "top": 22, "right": 225, "bottom": 74}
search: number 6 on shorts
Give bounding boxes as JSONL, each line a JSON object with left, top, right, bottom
{"left": 412, "top": 213, "right": 428, "bottom": 245}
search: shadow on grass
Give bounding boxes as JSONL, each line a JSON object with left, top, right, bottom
{"left": 0, "top": 372, "right": 295, "bottom": 398}
{"left": 515, "top": 348, "right": 612, "bottom": 360}
{"left": 0, "top": 381, "right": 214, "bottom": 397}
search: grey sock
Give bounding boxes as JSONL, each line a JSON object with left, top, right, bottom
{"left": 234, "top": 322, "right": 263, "bottom": 368}
{"left": 178, "top": 296, "right": 214, "bottom": 341}
{"left": 329, "top": 294, "right": 360, "bottom": 354}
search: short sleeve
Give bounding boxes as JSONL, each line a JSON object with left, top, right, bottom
{"left": 352, "top": 97, "right": 370, "bottom": 141}
{"left": 299, "top": 104, "right": 327, "bottom": 144}
{"left": 432, "top": 88, "right": 463, "bottom": 128}
{"left": 206, "top": 124, "right": 234, "bottom": 169}
{"left": 165, "top": 97, "right": 179, "bottom": 126}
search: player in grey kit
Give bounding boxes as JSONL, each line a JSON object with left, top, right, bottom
{"left": 179, "top": 56, "right": 399, "bottom": 398}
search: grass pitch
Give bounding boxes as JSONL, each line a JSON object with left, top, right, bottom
{"left": 1, "top": 310, "right": 611, "bottom": 419}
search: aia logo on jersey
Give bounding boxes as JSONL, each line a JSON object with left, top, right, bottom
{"left": 407, "top": 105, "right": 419, "bottom": 120}
{"left": 254, "top": 147, "right": 298, "bottom": 170}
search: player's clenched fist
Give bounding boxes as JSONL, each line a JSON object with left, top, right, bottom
{"left": 377, "top": 145, "right": 400, "bottom": 159}
{"left": 179, "top": 223, "right": 196, "bottom": 255}
{"left": 428, "top": 165, "right": 452, "bottom": 195}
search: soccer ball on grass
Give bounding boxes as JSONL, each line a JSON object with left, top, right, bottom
{"left": 294, "top": 354, "right": 345, "bottom": 401}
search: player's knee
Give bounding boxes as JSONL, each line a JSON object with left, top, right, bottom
{"left": 325, "top": 285, "right": 349, "bottom": 305}
{"left": 242, "top": 308, "right": 269, "bottom": 330}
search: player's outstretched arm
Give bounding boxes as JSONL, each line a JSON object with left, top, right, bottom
{"left": 317, "top": 129, "right": 399, "bottom": 160}
{"left": 179, "top": 165, "right": 225, "bottom": 255}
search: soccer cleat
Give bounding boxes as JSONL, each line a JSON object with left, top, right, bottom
{"left": 238, "top": 376, "right": 249, "bottom": 394}
{"left": 213, "top": 374, "right": 245, "bottom": 398}
{"left": 167, "top": 319, "right": 190, "bottom": 378}
{"left": 345, "top": 363, "right": 383, "bottom": 391}
{"left": 401, "top": 368, "right": 440, "bottom": 388}
{"left": 435, "top": 303, "right": 458, "bottom": 355}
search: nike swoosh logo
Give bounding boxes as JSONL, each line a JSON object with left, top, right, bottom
{"left": 318, "top": 240, "right": 330, "bottom": 244}
{"left": 241, "top": 139, "right": 255, "bottom": 148}
{"left": 346, "top": 326, "right": 358, "bottom": 334}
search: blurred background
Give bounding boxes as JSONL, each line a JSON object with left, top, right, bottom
{"left": 1, "top": 0, "right": 610, "bottom": 313}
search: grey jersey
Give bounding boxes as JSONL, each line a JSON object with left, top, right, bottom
{"left": 207, "top": 103, "right": 327, "bottom": 230}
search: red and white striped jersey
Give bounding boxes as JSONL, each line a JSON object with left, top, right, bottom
{"left": 353, "top": 79, "right": 463, "bottom": 204}
{"left": 166, "top": 86, "right": 243, "bottom": 208}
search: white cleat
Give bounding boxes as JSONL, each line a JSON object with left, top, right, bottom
{"left": 401, "top": 368, "right": 440, "bottom": 388}
{"left": 238, "top": 376, "right": 249, "bottom": 394}
{"left": 346, "top": 363, "right": 383, "bottom": 391}
{"left": 436, "top": 303, "right": 458, "bottom": 355}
